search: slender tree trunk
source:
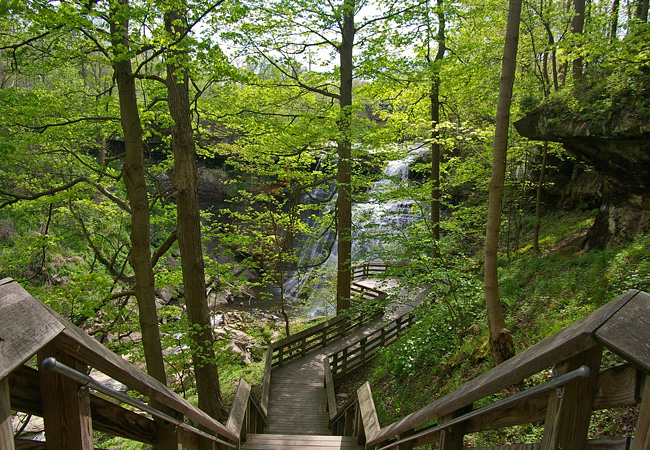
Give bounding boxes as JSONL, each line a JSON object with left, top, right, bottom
{"left": 165, "top": 9, "right": 226, "bottom": 424}
{"left": 429, "top": 0, "right": 445, "bottom": 260}
{"left": 542, "top": 22, "right": 559, "bottom": 91}
{"left": 571, "top": 0, "right": 585, "bottom": 79}
{"left": 638, "top": 0, "right": 649, "bottom": 21}
{"left": 109, "top": 0, "right": 167, "bottom": 388}
{"left": 533, "top": 142, "right": 548, "bottom": 253}
{"left": 336, "top": 0, "right": 355, "bottom": 314}
{"left": 484, "top": 0, "right": 521, "bottom": 367}
{"left": 610, "top": 0, "right": 620, "bottom": 41}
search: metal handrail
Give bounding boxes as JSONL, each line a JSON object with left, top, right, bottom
{"left": 377, "top": 365, "right": 592, "bottom": 450}
{"left": 41, "top": 357, "right": 235, "bottom": 448}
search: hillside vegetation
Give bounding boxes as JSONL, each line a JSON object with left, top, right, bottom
{"left": 339, "top": 209, "right": 649, "bottom": 444}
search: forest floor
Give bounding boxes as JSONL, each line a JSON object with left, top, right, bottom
{"left": 334, "top": 209, "right": 649, "bottom": 445}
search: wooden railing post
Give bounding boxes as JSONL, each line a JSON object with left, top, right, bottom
{"left": 261, "top": 347, "right": 272, "bottom": 416}
{"left": 360, "top": 337, "right": 367, "bottom": 364}
{"left": 37, "top": 344, "right": 94, "bottom": 450}
{"left": 541, "top": 345, "right": 603, "bottom": 450}
{"left": 439, "top": 406, "right": 471, "bottom": 450}
{"left": 0, "top": 378, "right": 14, "bottom": 450}
{"left": 155, "top": 421, "right": 181, "bottom": 450}
{"left": 357, "top": 382, "right": 380, "bottom": 448}
{"left": 301, "top": 336, "right": 307, "bottom": 357}
{"left": 332, "top": 352, "right": 340, "bottom": 378}
{"left": 321, "top": 328, "right": 328, "bottom": 347}
{"left": 278, "top": 346, "right": 284, "bottom": 367}
{"left": 632, "top": 374, "right": 650, "bottom": 450}
{"left": 342, "top": 348, "right": 349, "bottom": 376}
{"left": 397, "top": 429, "right": 414, "bottom": 450}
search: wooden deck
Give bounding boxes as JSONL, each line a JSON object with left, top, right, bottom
{"left": 244, "top": 273, "right": 423, "bottom": 448}
{"left": 242, "top": 434, "right": 363, "bottom": 449}
{"left": 262, "top": 281, "right": 422, "bottom": 438}
{"left": 263, "top": 316, "right": 386, "bottom": 435}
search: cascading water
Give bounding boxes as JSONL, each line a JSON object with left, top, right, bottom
{"left": 285, "top": 145, "right": 427, "bottom": 315}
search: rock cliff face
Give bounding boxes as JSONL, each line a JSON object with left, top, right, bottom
{"left": 514, "top": 110, "right": 650, "bottom": 249}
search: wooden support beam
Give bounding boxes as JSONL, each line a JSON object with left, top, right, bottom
{"left": 397, "top": 429, "right": 414, "bottom": 450}
{"left": 439, "top": 406, "right": 471, "bottom": 450}
{"left": 541, "top": 346, "right": 603, "bottom": 450}
{"left": 157, "top": 421, "right": 182, "bottom": 450}
{"left": 632, "top": 376, "right": 650, "bottom": 450}
{"left": 37, "top": 343, "right": 94, "bottom": 450}
{"left": 1, "top": 377, "right": 15, "bottom": 450}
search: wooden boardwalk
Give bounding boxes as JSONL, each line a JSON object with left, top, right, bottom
{"left": 242, "top": 274, "right": 423, "bottom": 449}
{"left": 263, "top": 316, "right": 385, "bottom": 436}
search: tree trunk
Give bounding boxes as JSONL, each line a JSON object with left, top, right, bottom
{"left": 109, "top": 0, "right": 167, "bottom": 388}
{"left": 571, "top": 0, "right": 585, "bottom": 79}
{"left": 429, "top": 0, "right": 445, "bottom": 260}
{"left": 336, "top": 0, "right": 355, "bottom": 314}
{"left": 484, "top": 0, "right": 521, "bottom": 367}
{"left": 165, "top": 9, "right": 226, "bottom": 424}
{"left": 636, "top": 0, "right": 648, "bottom": 23}
{"left": 533, "top": 142, "right": 548, "bottom": 253}
{"left": 610, "top": 0, "right": 620, "bottom": 41}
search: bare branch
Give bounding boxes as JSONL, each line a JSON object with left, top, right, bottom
{"left": 0, "top": 177, "right": 89, "bottom": 208}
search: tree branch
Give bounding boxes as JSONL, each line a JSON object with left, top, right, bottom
{"left": 151, "top": 231, "right": 177, "bottom": 268}
{"left": 0, "top": 177, "right": 89, "bottom": 208}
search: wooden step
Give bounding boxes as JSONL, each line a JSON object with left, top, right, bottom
{"left": 241, "top": 434, "right": 363, "bottom": 449}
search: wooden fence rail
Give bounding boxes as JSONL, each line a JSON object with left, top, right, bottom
{"left": 327, "top": 314, "right": 414, "bottom": 387}
{"left": 351, "top": 261, "right": 390, "bottom": 279}
{"left": 271, "top": 311, "right": 383, "bottom": 367}
{"left": 270, "top": 261, "right": 393, "bottom": 367}
{"left": 327, "top": 289, "right": 650, "bottom": 450}
{"left": 225, "top": 378, "right": 266, "bottom": 449}
{"left": 1, "top": 278, "right": 245, "bottom": 450}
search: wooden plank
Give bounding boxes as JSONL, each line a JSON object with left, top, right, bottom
{"left": 439, "top": 406, "right": 471, "bottom": 450}
{"left": 0, "top": 280, "right": 64, "bottom": 379}
{"left": 227, "top": 378, "right": 251, "bottom": 439}
{"left": 465, "top": 363, "right": 642, "bottom": 434}
{"left": 468, "top": 438, "right": 633, "bottom": 450}
{"left": 593, "top": 364, "right": 642, "bottom": 409}
{"left": 324, "top": 359, "right": 337, "bottom": 421}
{"left": 367, "top": 290, "right": 638, "bottom": 447}
{"left": 595, "top": 291, "right": 650, "bottom": 373}
{"left": 40, "top": 301, "right": 237, "bottom": 442}
{"left": 632, "top": 375, "right": 650, "bottom": 450}
{"left": 1, "top": 377, "right": 14, "bottom": 450}
{"left": 261, "top": 347, "right": 272, "bottom": 416}
{"left": 271, "top": 316, "right": 345, "bottom": 350}
{"left": 38, "top": 343, "right": 94, "bottom": 450}
{"left": 9, "top": 364, "right": 157, "bottom": 444}
{"left": 0, "top": 282, "right": 232, "bottom": 442}
{"left": 541, "top": 346, "right": 603, "bottom": 450}
{"left": 357, "top": 382, "right": 380, "bottom": 442}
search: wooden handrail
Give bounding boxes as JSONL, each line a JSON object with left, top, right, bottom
{"left": 355, "top": 289, "right": 650, "bottom": 450}
{"left": 270, "top": 310, "right": 382, "bottom": 367}
{"left": 330, "top": 391, "right": 359, "bottom": 428}
{"left": 324, "top": 358, "right": 338, "bottom": 421}
{"left": 1, "top": 278, "right": 241, "bottom": 450}
{"left": 327, "top": 313, "right": 414, "bottom": 386}
{"left": 226, "top": 378, "right": 266, "bottom": 447}
{"left": 269, "top": 261, "right": 394, "bottom": 367}
{"left": 260, "top": 346, "right": 273, "bottom": 416}
{"left": 325, "top": 290, "right": 649, "bottom": 449}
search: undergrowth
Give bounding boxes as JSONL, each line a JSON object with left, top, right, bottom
{"left": 340, "top": 212, "right": 650, "bottom": 446}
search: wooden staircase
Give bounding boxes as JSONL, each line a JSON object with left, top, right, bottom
{"left": 242, "top": 434, "right": 363, "bottom": 449}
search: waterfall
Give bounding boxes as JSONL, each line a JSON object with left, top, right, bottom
{"left": 285, "top": 145, "right": 427, "bottom": 316}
